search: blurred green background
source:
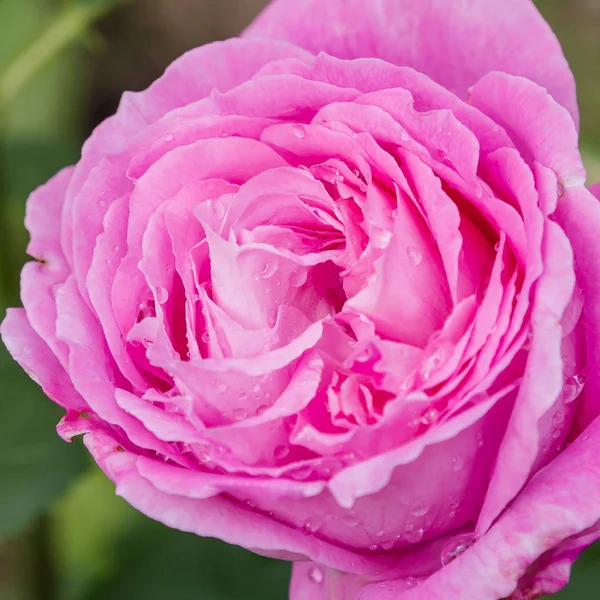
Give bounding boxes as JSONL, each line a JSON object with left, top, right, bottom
{"left": 0, "top": 1, "right": 598, "bottom": 599}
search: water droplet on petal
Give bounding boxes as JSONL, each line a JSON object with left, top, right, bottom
{"left": 291, "top": 466, "right": 313, "bottom": 480}
{"left": 564, "top": 374, "right": 587, "bottom": 404}
{"left": 399, "top": 128, "right": 410, "bottom": 142}
{"left": 233, "top": 408, "right": 247, "bottom": 421}
{"left": 404, "top": 526, "right": 424, "bottom": 543}
{"left": 244, "top": 498, "right": 257, "bottom": 509}
{"left": 369, "top": 544, "right": 379, "bottom": 551}
{"left": 420, "top": 408, "right": 440, "bottom": 425}
{"left": 274, "top": 446, "right": 290, "bottom": 460}
{"left": 411, "top": 503, "right": 430, "bottom": 517}
{"left": 156, "top": 287, "right": 169, "bottom": 304}
{"left": 289, "top": 267, "right": 308, "bottom": 288}
{"left": 256, "top": 261, "right": 278, "bottom": 280}
{"left": 308, "top": 566, "right": 324, "bottom": 584}
{"left": 342, "top": 513, "right": 360, "bottom": 527}
{"left": 441, "top": 534, "right": 475, "bottom": 566}
{"left": 552, "top": 429, "right": 561, "bottom": 440}
{"left": 201, "top": 332, "right": 210, "bottom": 344}
{"left": 407, "top": 246, "right": 423, "bottom": 266}
{"left": 557, "top": 182, "right": 565, "bottom": 198}
{"left": 452, "top": 457, "right": 465, "bottom": 471}
{"left": 553, "top": 410, "right": 565, "bottom": 426}
{"left": 198, "top": 450, "right": 211, "bottom": 464}
{"left": 303, "top": 518, "right": 323, "bottom": 535}
{"left": 164, "top": 133, "right": 174, "bottom": 141}
{"left": 255, "top": 404, "right": 270, "bottom": 416}
{"left": 292, "top": 124, "right": 307, "bottom": 139}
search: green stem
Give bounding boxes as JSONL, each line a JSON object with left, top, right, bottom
{"left": 0, "top": 1, "right": 118, "bottom": 108}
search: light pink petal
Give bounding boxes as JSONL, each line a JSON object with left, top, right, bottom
{"left": 245, "top": 0, "right": 578, "bottom": 124}
{"left": 345, "top": 192, "right": 451, "bottom": 347}
{"left": 556, "top": 185, "right": 600, "bottom": 428}
{"left": 112, "top": 137, "right": 287, "bottom": 339}
{"left": 61, "top": 39, "right": 312, "bottom": 267}
{"left": 20, "top": 167, "right": 74, "bottom": 367}
{"left": 294, "top": 413, "right": 600, "bottom": 599}
{"left": 478, "top": 221, "right": 575, "bottom": 533}
{"left": 84, "top": 428, "right": 398, "bottom": 576}
{"left": 1, "top": 309, "right": 86, "bottom": 410}
{"left": 469, "top": 72, "right": 585, "bottom": 187}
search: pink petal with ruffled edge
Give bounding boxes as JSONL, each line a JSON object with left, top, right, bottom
{"left": 291, "top": 412, "right": 600, "bottom": 598}
{"left": 245, "top": 0, "right": 577, "bottom": 124}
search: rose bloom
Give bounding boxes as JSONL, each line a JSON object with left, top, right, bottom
{"left": 3, "top": 0, "right": 600, "bottom": 598}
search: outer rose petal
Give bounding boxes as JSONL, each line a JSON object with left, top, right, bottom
{"left": 84, "top": 428, "right": 403, "bottom": 578}
{"left": 290, "top": 414, "right": 600, "bottom": 599}
{"left": 1, "top": 309, "right": 86, "bottom": 411}
{"left": 244, "top": 0, "right": 578, "bottom": 125}
{"left": 556, "top": 185, "right": 600, "bottom": 428}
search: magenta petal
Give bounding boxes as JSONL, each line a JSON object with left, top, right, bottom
{"left": 245, "top": 0, "right": 578, "bottom": 124}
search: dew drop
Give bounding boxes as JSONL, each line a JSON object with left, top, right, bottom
{"left": 289, "top": 267, "right": 308, "bottom": 288}
{"left": 342, "top": 513, "right": 361, "bottom": 527}
{"left": 309, "top": 358, "right": 321, "bottom": 370}
{"left": 256, "top": 261, "right": 278, "bottom": 280}
{"left": 98, "top": 199, "right": 106, "bottom": 208}
{"left": 452, "top": 456, "right": 465, "bottom": 471}
{"left": 404, "top": 526, "right": 424, "bottom": 544}
{"left": 291, "top": 466, "right": 313, "bottom": 480}
{"left": 274, "top": 445, "right": 290, "bottom": 460}
{"left": 164, "top": 133, "right": 174, "bottom": 141}
{"left": 557, "top": 182, "right": 565, "bottom": 198}
{"left": 198, "top": 450, "right": 211, "bottom": 464}
{"left": 201, "top": 332, "right": 210, "bottom": 344}
{"left": 411, "top": 503, "right": 430, "bottom": 517}
{"left": 255, "top": 404, "right": 270, "bottom": 416}
{"left": 553, "top": 410, "right": 565, "bottom": 426}
{"left": 244, "top": 498, "right": 257, "bottom": 509}
{"left": 552, "top": 429, "right": 561, "bottom": 440}
{"left": 369, "top": 544, "right": 379, "bottom": 551}
{"left": 292, "top": 124, "right": 307, "bottom": 139}
{"left": 399, "top": 128, "right": 410, "bottom": 142}
{"left": 441, "top": 534, "right": 475, "bottom": 566}
{"left": 420, "top": 408, "right": 440, "bottom": 425}
{"left": 407, "top": 246, "right": 423, "bottom": 266}
{"left": 156, "top": 287, "right": 169, "bottom": 304}
{"left": 494, "top": 241, "right": 501, "bottom": 252}
{"left": 564, "top": 374, "right": 587, "bottom": 404}
{"left": 308, "top": 566, "right": 324, "bottom": 584}
{"left": 217, "top": 382, "right": 227, "bottom": 393}
{"left": 303, "top": 518, "right": 323, "bottom": 535}
{"left": 233, "top": 408, "right": 248, "bottom": 421}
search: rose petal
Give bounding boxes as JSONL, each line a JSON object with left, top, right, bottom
{"left": 245, "top": 0, "right": 577, "bottom": 124}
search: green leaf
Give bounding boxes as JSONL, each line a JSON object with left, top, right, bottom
{"left": 0, "top": 344, "right": 87, "bottom": 542}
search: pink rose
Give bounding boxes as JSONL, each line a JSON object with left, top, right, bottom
{"left": 3, "top": 1, "right": 600, "bottom": 598}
